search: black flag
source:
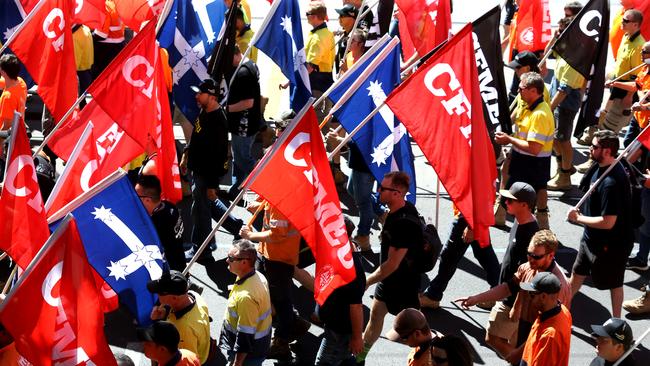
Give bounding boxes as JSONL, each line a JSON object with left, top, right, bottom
{"left": 208, "top": 0, "right": 238, "bottom": 94}
{"left": 472, "top": 6, "right": 512, "bottom": 135}
{"left": 552, "top": 0, "right": 609, "bottom": 136}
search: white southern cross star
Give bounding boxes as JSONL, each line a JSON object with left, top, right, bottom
{"left": 280, "top": 15, "right": 292, "bottom": 35}
{"left": 107, "top": 260, "right": 128, "bottom": 281}
{"left": 371, "top": 145, "right": 390, "bottom": 166}
{"left": 367, "top": 80, "right": 384, "bottom": 100}
{"left": 181, "top": 47, "right": 202, "bottom": 68}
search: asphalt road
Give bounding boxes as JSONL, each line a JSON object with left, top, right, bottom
{"left": 106, "top": 140, "right": 650, "bottom": 366}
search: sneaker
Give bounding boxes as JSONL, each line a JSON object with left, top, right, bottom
{"left": 184, "top": 247, "right": 215, "bottom": 265}
{"left": 353, "top": 235, "right": 371, "bottom": 252}
{"left": 288, "top": 316, "right": 311, "bottom": 342}
{"left": 623, "top": 287, "right": 650, "bottom": 315}
{"left": 476, "top": 301, "right": 496, "bottom": 310}
{"left": 577, "top": 125, "right": 598, "bottom": 146}
{"left": 626, "top": 258, "right": 650, "bottom": 271}
{"left": 267, "top": 337, "right": 292, "bottom": 360}
{"left": 419, "top": 294, "right": 440, "bottom": 309}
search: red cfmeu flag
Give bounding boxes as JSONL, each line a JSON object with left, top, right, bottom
{"left": 0, "top": 216, "right": 117, "bottom": 366}
{"left": 0, "top": 114, "right": 50, "bottom": 269}
{"left": 9, "top": 0, "right": 78, "bottom": 122}
{"left": 150, "top": 57, "right": 183, "bottom": 203}
{"left": 47, "top": 100, "right": 143, "bottom": 174}
{"left": 114, "top": 0, "right": 164, "bottom": 30}
{"left": 88, "top": 20, "right": 159, "bottom": 149}
{"left": 385, "top": 24, "right": 496, "bottom": 247}
{"left": 45, "top": 124, "right": 101, "bottom": 218}
{"left": 73, "top": 0, "right": 108, "bottom": 30}
{"left": 247, "top": 107, "right": 356, "bottom": 305}
{"left": 396, "top": 0, "right": 451, "bottom": 61}
{"left": 508, "top": 0, "right": 552, "bottom": 57}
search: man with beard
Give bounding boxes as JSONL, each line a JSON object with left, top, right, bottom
{"left": 568, "top": 130, "right": 634, "bottom": 317}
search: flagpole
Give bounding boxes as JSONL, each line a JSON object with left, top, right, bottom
{"left": 155, "top": 0, "right": 175, "bottom": 33}
{"left": 43, "top": 122, "right": 94, "bottom": 213}
{"left": 436, "top": 179, "right": 440, "bottom": 228}
{"left": 0, "top": 214, "right": 74, "bottom": 314}
{"left": 32, "top": 92, "right": 88, "bottom": 158}
{"left": 613, "top": 325, "right": 650, "bottom": 366}
{"left": 184, "top": 98, "right": 315, "bottom": 275}
{"left": 337, "top": 0, "right": 371, "bottom": 77}
{"left": 1, "top": 266, "right": 18, "bottom": 295}
{"left": 314, "top": 34, "right": 390, "bottom": 107}
{"left": 572, "top": 123, "right": 650, "bottom": 212}
{"left": 0, "top": 0, "right": 48, "bottom": 56}
{"left": 328, "top": 101, "right": 385, "bottom": 159}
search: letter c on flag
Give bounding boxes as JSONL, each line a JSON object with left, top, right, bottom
{"left": 80, "top": 159, "right": 99, "bottom": 192}
{"left": 42, "top": 8, "right": 65, "bottom": 52}
{"left": 75, "top": 0, "right": 83, "bottom": 14}
{"left": 284, "top": 132, "right": 310, "bottom": 168}
{"left": 579, "top": 10, "right": 602, "bottom": 41}
{"left": 424, "top": 63, "right": 460, "bottom": 97}
{"left": 42, "top": 262, "right": 64, "bottom": 307}
{"left": 5, "top": 155, "right": 44, "bottom": 213}
{"left": 122, "top": 55, "right": 155, "bottom": 98}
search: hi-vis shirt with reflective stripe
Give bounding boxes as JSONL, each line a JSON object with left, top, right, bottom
{"left": 513, "top": 98, "right": 555, "bottom": 157}
{"left": 94, "top": 0, "right": 124, "bottom": 43}
{"left": 221, "top": 271, "right": 272, "bottom": 357}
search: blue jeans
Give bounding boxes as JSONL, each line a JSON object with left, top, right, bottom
{"left": 190, "top": 173, "right": 243, "bottom": 247}
{"left": 423, "top": 216, "right": 500, "bottom": 301}
{"left": 634, "top": 187, "right": 650, "bottom": 263}
{"left": 315, "top": 328, "right": 355, "bottom": 366}
{"left": 229, "top": 134, "right": 256, "bottom": 196}
{"left": 624, "top": 117, "right": 641, "bottom": 148}
{"left": 346, "top": 170, "right": 375, "bottom": 236}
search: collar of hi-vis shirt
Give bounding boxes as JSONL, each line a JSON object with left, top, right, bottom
{"left": 310, "top": 22, "right": 327, "bottom": 33}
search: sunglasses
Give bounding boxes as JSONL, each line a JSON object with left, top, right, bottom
{"left": 378, "top": 185, "right": 401, "bottom": 193}
{"left": 622, "top": 18, "right": 632, "bottom": 24}
{"left": 527, "top": 251, "right": 547, "bottom": 260}
{"left": 590, "top": 144, "right": 602, "bottom": 150}
{"left": 227, "top": 255, "right": 249, "bottom": 262}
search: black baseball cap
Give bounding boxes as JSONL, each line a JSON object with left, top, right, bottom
{"left": 190, "top": 78, "right": 218, "bottom": 96}
{"left": 520, "top": 272, "right": 561, "bottom": 294}
{"left": 386, "top": 308, "right": 429, "bottom": 342}
{"left": 136, "top": 321, "right": 180, "bottom": 350}
{"left": 591, "top": 318, "right": 634, "bottom": 347}
{"left": 507, "top": 51, "right": 539, "bottom": 69}
{"left": 500, "top": 182, "right": 537, "bottom": 209}
{"left": 146, "top": 270, "right": 189, "bottom": 295}
{"left": 336, "top": 4, "right": 359, "bottom": 18}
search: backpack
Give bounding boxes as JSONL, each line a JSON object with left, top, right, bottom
{"left": 620, "top": 159, "right": 645, "bottom": 228}
{"left": 400, "top": 213, "right": 443, "bottom": 273}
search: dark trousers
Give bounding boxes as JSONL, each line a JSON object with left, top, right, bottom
{"left": 259, "top": 258, "right": 296, "bottom": 339}
{"left": 423, "top": 216, "right": 500, "bottom": 301}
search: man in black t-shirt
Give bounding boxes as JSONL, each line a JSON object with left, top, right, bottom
{"left": 227, "top": 45, "right": 261, "bottom": 198}
{"left": 180, "top": 79, "right": 243, "bottom": 264}
{"left": 499, "top": 182, "right": 539, "bottom": 283}
{"left": 356, "top": 171, "right": 423, "bottom": 365}
{"left": 568, "top": 130, "right": 634, "bottom": 317}
{"left": 136, "top": 175, "right": 185, "bottom": 271}
{"left": 315, "top": 216, "right": 365, "bottom": 365}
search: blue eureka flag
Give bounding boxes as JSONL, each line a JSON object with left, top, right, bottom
{"left": 254, "top": 0, "right": 311, "bottom": 111}
{"left": 51, "top": 174, "right": 167, "bottom": 325}
{"left": 158, "top": 0, "right": 226, "bottom": 123}
{"left": 328, "top": 44, "right": 417, "bottom": 203}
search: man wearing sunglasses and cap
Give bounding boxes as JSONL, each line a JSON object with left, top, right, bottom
{"left": 455, "top": 230, "right": 570, "bottom": 364}
{"left": 180, "top": 78, "right": 244, "bottom": 264}
{"left": 519, "top": 272, "right": 572, "bottom": 366}
{"left": 589, "top": 317, "right": 636, "bottom": 366}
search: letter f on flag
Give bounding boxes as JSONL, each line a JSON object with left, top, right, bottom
{"left": 386, "top": 24, "right": 497, "bottom": 247}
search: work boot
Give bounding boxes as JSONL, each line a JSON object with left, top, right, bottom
{"left": 267, "top": 337, "right": 291, "bottom": 360}
{"left": 419, "top": 294, "right": 440, "bottom": 309}
{"left": 353, "top": 235, "right": 371, "bottom": 252}
{"left": 577, "top": 125, "right": 598, "bottom": 146}
{"left": 576, "top": 159, "right": 595, "bottom": 174}
{"left": 494, "top": 199, "right": 506, "bottom": 227}
{"left": 536, "top": 208, "right": 550, "bottom": 230}
{"left": 623, "top": 286, "right": 650, "bottom": 315}
{"left": 547, "top": 171, "right": 572, "bottom": 191}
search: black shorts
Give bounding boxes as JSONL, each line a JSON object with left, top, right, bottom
{"left": 572, "top": 239, "right": 631, "bottom": 290}
{"left": 374, "top": 282, "right": 419, "bottom": 315}
{"left": 507, "top": 150, "right": 551, "bottom": 191}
